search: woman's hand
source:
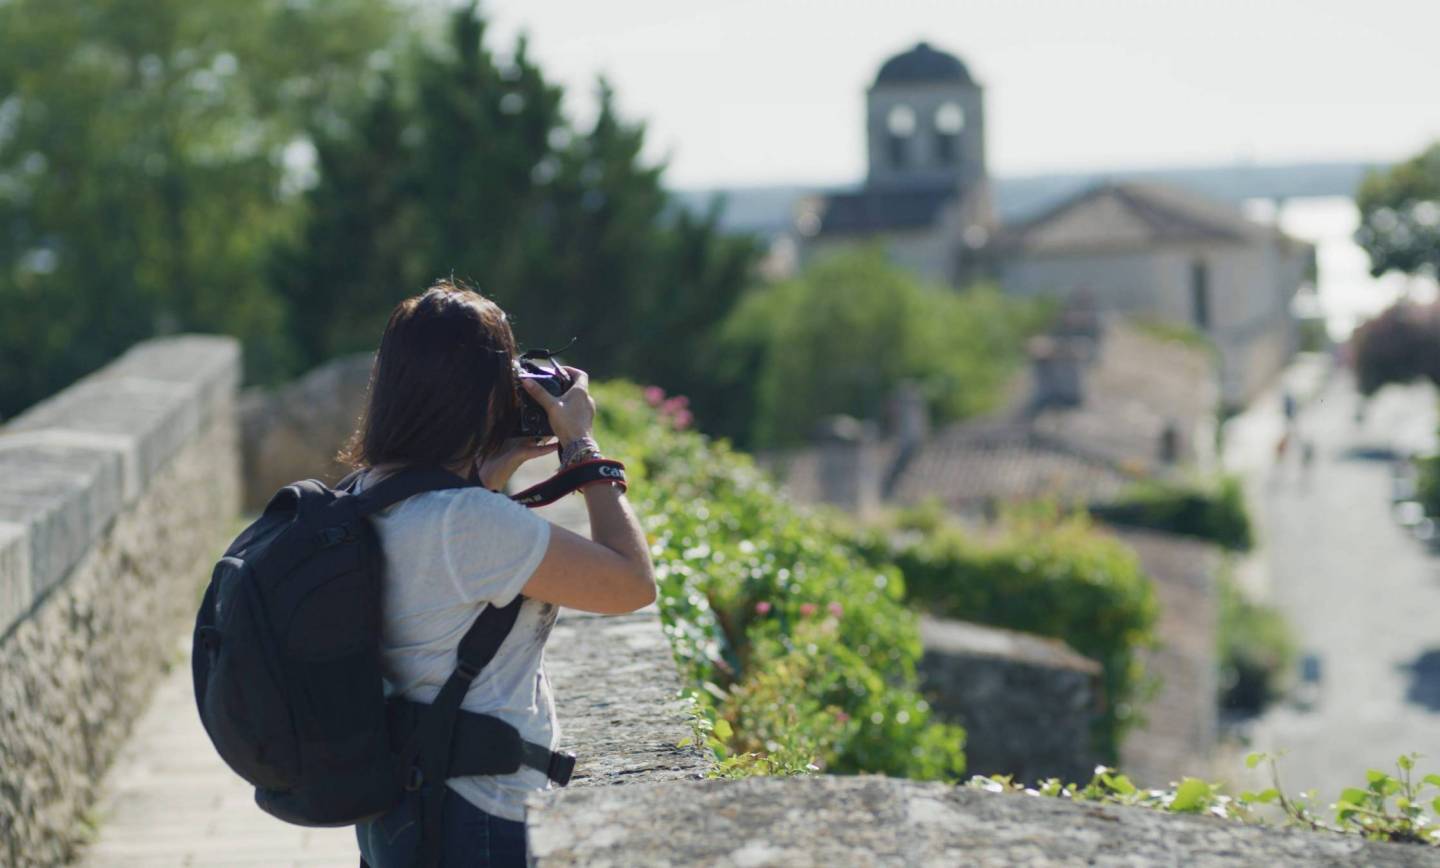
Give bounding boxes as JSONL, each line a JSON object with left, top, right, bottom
{"left": 473, "top": 436, "right": 558, "bottom": 491}
{"left": 520, "top": 366, "right": 595, "bottom": 444}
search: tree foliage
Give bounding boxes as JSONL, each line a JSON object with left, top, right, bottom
{"left": 272, "top": 5, "right": 761, "bottom": 393}
{"left": 0, "top": 0, "right": 758, "bottom": 425}
{"left": 720, "top": 247, "right": 1052, "bottom": 448}
{"left": 0, "top": 0, "right": 400, "bottom": 417}
{"left": 1356, "top": 142, "right": 1440, "bottom": 280}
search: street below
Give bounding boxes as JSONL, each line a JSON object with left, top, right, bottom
{"left": 1225, "top": 365, "right": 1440, "bottom": 799}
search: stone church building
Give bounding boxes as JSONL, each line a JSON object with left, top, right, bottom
{"left": 795, "top": 42, "right": 1314, "bottom": 407}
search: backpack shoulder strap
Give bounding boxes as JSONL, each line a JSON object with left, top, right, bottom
{"left": 348, "top": 466, "right": 476, "bottom": 516}
{"left": 412, "top": 596, "right": 524, "bottom": 868}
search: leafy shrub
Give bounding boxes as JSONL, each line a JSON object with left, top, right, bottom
{"left": 851, "top": 505, "right": 1159, "bottom": 761}
{"left": 1218, "top": 574, "right": 1297, "bottom": 715}
{"left": 594, "top": 382, "right": 966, "bottom": 780}
{"left": 1090, "top": 476, "right": 1253, "bottom": 551}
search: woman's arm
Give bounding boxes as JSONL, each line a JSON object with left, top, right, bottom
{"left": 518, "top": 368, "right": 656, "bottom": 614}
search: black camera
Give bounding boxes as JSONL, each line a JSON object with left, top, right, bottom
{"left": 513, "top": 350, "right": 573, "bottom": 438}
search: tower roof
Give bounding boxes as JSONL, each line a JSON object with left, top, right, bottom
{"left": 874, "top": 42, "right": 973, "bottom": 87}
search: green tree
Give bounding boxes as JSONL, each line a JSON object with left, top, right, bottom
{"left": 1356, "top": 143, "right": 1440, "bottom": 280}
{"left": 272, "top": 4, "right": 761, "bottom": 397}
{"left": 722, "top": 247, "right": 1050, "bottom": 447}
{"left": 0, "top": 0, "right": 399, "bottom": 417}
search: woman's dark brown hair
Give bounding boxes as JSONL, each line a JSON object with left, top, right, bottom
{"left": 340, "top": 279, "right": 520, "bottom": 471}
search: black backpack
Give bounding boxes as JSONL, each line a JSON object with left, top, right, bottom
{"left": 191, "top": 466, "right": 575, "bottom": 867}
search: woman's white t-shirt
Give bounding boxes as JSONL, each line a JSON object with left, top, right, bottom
{"left": 352, "top": 469, "right": 557, "bottom": 822}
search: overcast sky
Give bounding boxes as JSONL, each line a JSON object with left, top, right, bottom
{"left": 468, "top": 0, "right": 1440, "bottom": 189}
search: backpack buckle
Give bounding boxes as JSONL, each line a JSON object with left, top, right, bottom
{"left": 404, "top": 764, "right": 424, "bottom": 792}
{"left": 548, "top": 751, "right": 577, "bottom": 786}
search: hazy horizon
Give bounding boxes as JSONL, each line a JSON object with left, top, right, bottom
{"left": 464, "top": 0, "right": 1440, "bottom": 189}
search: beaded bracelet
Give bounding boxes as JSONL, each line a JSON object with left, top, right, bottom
{"left": 560, "top": 435, "right": 602, "bottom": 467}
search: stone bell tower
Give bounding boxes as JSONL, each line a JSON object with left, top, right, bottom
{"left": 865, "top": 42, "right": 992, "bottom": 225}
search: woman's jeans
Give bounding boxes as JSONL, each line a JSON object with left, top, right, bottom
{"left": 356, "top": 785, "right": 527, "bottom": 868}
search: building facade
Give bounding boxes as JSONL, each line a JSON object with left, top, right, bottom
{"left": 994, "top": 182, "right": 1313, "bottom": 406}
{"left": 795, "top": 42, "right": 1314, "bottom": 408}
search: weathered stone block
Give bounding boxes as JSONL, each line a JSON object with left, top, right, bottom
{"left": 918, "top": 616, "right": 1100, "bottom": 784}
{"left": 547, "top": 610, "right": 711, "bottom": 788}
{"left": 0, "top": 441, "right": 125, "bottom": 612}
{"left": 238, "top": 352, "right": 373, "bottom": 511}
{"left": 6, "top": 378, "right": 200, "bottom": 500}
{"left": 86, "top": 334, "right": 241, "bottom": 429}
{"left": 526, "top": 775, "right": 1440, "bottom": 867}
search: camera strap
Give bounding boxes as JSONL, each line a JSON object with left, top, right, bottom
{"left": 510, "top": 458, "right": 628, "bottom": 507}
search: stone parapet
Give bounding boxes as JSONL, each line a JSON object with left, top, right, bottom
{"left": 0, "top": 336, "right": 240, "bottom": 867}
{"left": 526, "top": 775, "right": 1440, "bottom": 867}
{"left": 515, "top": 459, "right": 712, "bottom": 791}
{"left": 547, "top": 610, "right": 711, "bottom": 789}
{"left": 1, "top": 336, "right": 239, "bottom": 635}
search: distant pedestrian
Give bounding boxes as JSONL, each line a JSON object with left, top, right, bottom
{"left": 1301, "top": 439, "right": 1316, "bottom": 472}
{"left": 1282, "top": 390, "right": 1298, "bottom": 424}
{"left": 1275, "top": 432, "right": 1291, "bottom": 464}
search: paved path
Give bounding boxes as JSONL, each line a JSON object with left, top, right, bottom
{"left": 75, "top": 464, "right": 590, "bottom": 867}
{"left": 1223, "top": 366, "right": 1440, "bottom": 799}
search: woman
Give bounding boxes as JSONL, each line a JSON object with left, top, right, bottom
{"left": 344, "top": 280, "right": 656, "bottom": 867}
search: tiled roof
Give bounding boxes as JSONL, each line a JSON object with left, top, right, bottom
{"left": 886, "top": 319, "right": 1216, "bottom": 510}
{"left": 761, "top": 320, "right": 1217, "bottom": 517}
{"left": 810, "top": 186, "right": 957, "bottom": 236}
{"left": 889, "top": 432, "right": 1133, "bottom": 512}
{"left": 995, "top": 181, "right": 1287, "bottom": 255}
{"left": 1028, "top": 321, "right": 1217, "bottom": 470}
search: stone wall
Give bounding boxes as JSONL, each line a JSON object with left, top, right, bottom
{"left": 0, "top": 336, "right": 240, "bottom": 867}
{"left": 526, "top": 775, "right": 1440, "bottom": 867}
{"left": 1112, "top": 528, "right": 1221, "bottom": 787}
{"left": 917, "top": 616, "right": 1101, "bottom": 784}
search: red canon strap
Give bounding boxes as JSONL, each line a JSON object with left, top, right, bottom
{"left": 510, "top": 458, "right": 627, "bottom": 508}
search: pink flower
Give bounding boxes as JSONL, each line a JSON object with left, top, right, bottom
{"left": 671, "top": 408, "right": 694, "bottom": 431}
{"left": 828, "top": 602, "right": 844, "bottom": 618}
{"left": 754, "top": 601, "right": 772, "bottom": 615}
{"left": 643, "top": 385, "right": 665, "bottom": 406}
{"left": 835, "top": 711, "right": 850, "bottom": 724}
{"left": 799, "top": 603, "right": 818, "bottom": 617}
